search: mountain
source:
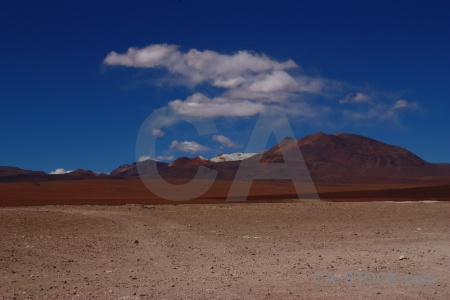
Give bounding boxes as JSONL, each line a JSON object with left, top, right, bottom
{"left": 0, "top": 167, "right": 105, "bottom": 182}
{"left": 67, "top": 169, "right": 99, "bottom": 177}
{"left": 0, "top": 166, "right": 46, "bottom": 177}
{"left": 210, "top": 152, "right": 258, "bottom": 163}
{"left": 255, "top": 132, "right": 450, "bottom": 183}
{"left": 2, "top": 133, "right": 450, "bottom": 184}
{"left": 169, "top": 156, "right": 210, "bottom": 166}
{"left": 110, "top": 160, "right": 168, "bottom": 177}
{"left": 299, "top": 132, "right": 450, "bottom": 179}
{"left": 126, "top": 132, "right": 450, "bottom": 183}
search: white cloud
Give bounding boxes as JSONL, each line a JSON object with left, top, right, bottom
{"left": 339, "top": 92, "right": 371, "bottom": 104}
{"left": 213, "top": 135, "right": 240, "bottom": 148}
{"left": 168, "top": 92, "right": 266, "bottom": 118}
{"left": 393, "top": 99, "right": 407, "bottom": 109}
{"left": 155, "top": 155, "right": 175, "bottom": 162}
{"left": 342, "top": 98, "right": 419, "bottom": 122}
{"left": 247, "top": 71, "right": 300, "bottom": 93}
{"left": 104, "top": 44, "right": 180, "bottom": 68}
{"left": 213, "top": 76, "right": 246, "bottom": 88}
{"left": 151, "top": 129, "right": 165, "bottom": 137}
{"left": 169, "top": 140, "right": 209, "bottom": 154}
{"left": 105, "top": 44, "right": 419, "bottom": 124}
{"left": 392, "top": 99, "right": 417, "bottom": 110}
{"left": 104, "top": 44, "right": 298, "bottom": 88}
{"left": 50, "top": 168, "right": 73, "bottom": 174}
{"left": 137, "top": 155, "right": 174, "bottom": 162}
{"left": 381, "top": 99, "right": 419, "bottom": 121}
{"left": 104, "top": 44, "right": 327, "bottom": 120}
{"left": 342, "top": 108, "right": 379, "bottom": 120}
{"left": 138, "top": 155, "right": 151, "bottom": 162}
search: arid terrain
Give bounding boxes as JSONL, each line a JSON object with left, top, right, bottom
{"left": 1, "top": 179, "right": 449, "bottom": 206}
{"left": 1, "top": 132, "right": 449, "bottom": 299}
{"left": 0, "top": 201, "right": 448, "bottom": 299}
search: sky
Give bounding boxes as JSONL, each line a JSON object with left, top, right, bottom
{"left": 1, "top": 0, "right": 449, "bottom": 174}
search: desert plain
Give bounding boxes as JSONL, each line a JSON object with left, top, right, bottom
{"left": 0, "top": 179, "right": 449, "bottom": 299}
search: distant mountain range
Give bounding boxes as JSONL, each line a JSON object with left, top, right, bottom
{"left": 2, "top": 132, "right": 450, "bottom": 184}
{"left": 210, "top": 153, "right": 258, "bottom": 163}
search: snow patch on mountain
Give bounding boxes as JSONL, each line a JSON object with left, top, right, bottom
{"left": 210, "top": 152, "right": 258, "bottom": 162}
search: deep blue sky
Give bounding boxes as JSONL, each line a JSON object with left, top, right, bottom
{"left": 1, "top": 0, "right": 449, "bottom": 173}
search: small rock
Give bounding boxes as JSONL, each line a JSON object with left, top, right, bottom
{"left": 398, "top": 255, "right": 407, "bottom": 260}
{"left": 132, "top": 240, "right": 139, "bottom": 244}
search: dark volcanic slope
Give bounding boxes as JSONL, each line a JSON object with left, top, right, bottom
{"left": 0, "top": 167, "right": 112, "bottom": 183}
{"left": 110, "top": 160, "right": 169, "bottom": 177}
{"left": 169, "top": 156, "right": 210, "bottom": 166}
{"left": 238, "top": 132, "right": 450, "bottom": 183}
{"left": 297, "top": 132, "right": 450, "bottom": 179}
{"left": 0, "top": 166, "right": 46, "bottom": 177}
{"left": 68, "top": 169, "right": 99, "bottom": 177}
{"left": 3, "top": 133, "right": 450, "bottom": 184}
{"left": 108, "top": 132, "right": 450, "bottom": 184}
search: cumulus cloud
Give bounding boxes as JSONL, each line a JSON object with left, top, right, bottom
{"left": 105, "top": 43, "right": 419, "bottom": 124}
{"left": 138, "top": 155, "right": 151, "bottom": 162}
{"left": 342, "top": 108, "right": 379, "bottom": 120}
{"left": 392, "top": 99, "right": 417, "bottom": 110}
{"left": 169, "top": 92, "right": 266, "bottom": 117}
{"left": 169, "top": 140, "right": 209, "bottom": 154}
{"left": 381, "top": 99, "right": 419, "bottom": 121}
{"left": 50, "top": 168, "right": 73, "bottom": 174}
{"left": 151, "top": 129, "right": 165, "bottom": 137}
{"left": 247, "top": 71, "right": 300, "bottom": 93}
{"left": 104, "top": 44, "right": 297, "bottom": 87}
{"left": 339, "top": 92, "right": 371, "bottom": 104}
{"left": 342, "top": 98, "right": 419, "bottom": 121}
{"left": 104, "top": 44, "right": 328, "bottom": 120}
{"left": 104, "top": 44, "right": 180, "bottom": 68}
{"left": 213, "top": 135, "right": 240, "bottom": 148}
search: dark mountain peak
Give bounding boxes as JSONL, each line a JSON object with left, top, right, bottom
{"left": 264, "top": 136, "right": 295, "bottom": 150}
{"left": 299, "top": 132, "right": 336, "bottom": 144}
{"left": 301, "top": 132, "right": 398, "bottom": 150}
{"left": 0, "top": 166, "right": 46, "bottom": 177}
{"left": 333, "top": 132, "right": 389, "bottom": 145}
{"left": 169, "top": 156, "right": 209, "bottom": 166}
{"left": 110, "top": 159, "right": 168, "bottom": 177}
{"left": 3, "top": 133, "right": 449, "bottom": 184}
{"left": 276, "top": 136, "right": 296, "bottom": 148}
{"left": 281, "top": 136, "right": 295, "bottom": 141}
{"left": 68, "top": 169, "right": 98, "bottom": 177}
{"left": 297, "top": 132, "right": 436, "bottom": 178}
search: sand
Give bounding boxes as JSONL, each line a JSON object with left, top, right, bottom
{"left": 1, "top": 201, "right": 448, "bottom": 299}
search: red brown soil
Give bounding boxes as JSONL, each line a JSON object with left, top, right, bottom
{"left": 0, "top": 179, "right": 449, "bottom": 207}
{"left": 1, "top": 202, "right": 448, "bottom": 299}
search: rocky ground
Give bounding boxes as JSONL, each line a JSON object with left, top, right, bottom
{"left": 0, "top": 201, "right": 449, "bottom": 299}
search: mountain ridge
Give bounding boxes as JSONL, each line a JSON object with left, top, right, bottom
{"left": 2, "top": 132, "right": 449, "bottom": 184}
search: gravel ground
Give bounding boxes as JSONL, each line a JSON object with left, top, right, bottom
{"left": 0, "top": 201, "right": 448, "bottom": 299}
